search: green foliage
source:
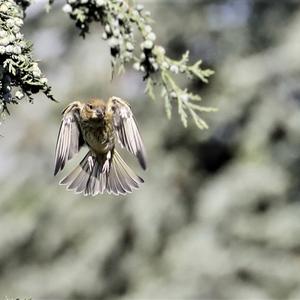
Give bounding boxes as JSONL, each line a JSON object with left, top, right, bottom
{"left": 0, "top": 0, "right": 55, "bottom": 116}
{"left": 0, "top": 0, "right": 215, "bottom": 129}
{"left": 60, "top": 0, "right": 215, "bottom": 129}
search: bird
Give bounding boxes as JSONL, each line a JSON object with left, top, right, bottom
{"left": 54, "top": 96, "right": 146, "bottom": 196}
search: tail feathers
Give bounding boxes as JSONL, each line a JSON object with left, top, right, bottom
{"left": 60, "top": 150, "right": 143, "bottom": 196}
{"left": 106, "top": 151, "right": 144, "bottom": 195}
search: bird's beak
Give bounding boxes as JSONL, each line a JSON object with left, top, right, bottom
{"left": 96, "top": 109, "right": 104, "bottom": 118}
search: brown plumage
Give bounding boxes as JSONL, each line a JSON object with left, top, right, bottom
{"left": 54, "top": 97, "right": 146, "bottom": 196}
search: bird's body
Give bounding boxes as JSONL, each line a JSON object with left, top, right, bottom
{"left": 79, "top": 102, "right": 115, "bottom": 154}
{"left": 54, "top": 97, "right": 146, "bottom": 196}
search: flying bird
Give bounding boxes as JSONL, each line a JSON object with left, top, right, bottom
{"left": 54, "top": 97, "right": 146, "bottom": 196}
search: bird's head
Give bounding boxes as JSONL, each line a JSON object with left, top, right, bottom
{"left": 80, "top": 99, "right": 106, "bottom": 123}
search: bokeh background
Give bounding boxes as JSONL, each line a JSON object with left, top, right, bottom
{"left": 1, "top": 0, "right": 300, "bottom": 299}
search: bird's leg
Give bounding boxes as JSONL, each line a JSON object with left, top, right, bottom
{"left": 102, "top": 151, "right": 112, "bottom": 173}
{"left": 88, "top": 155, "right": 94, "bottom": 172}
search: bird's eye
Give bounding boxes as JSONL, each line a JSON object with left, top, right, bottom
{"left": 87, "top": 104, "right": 93, "bottom": 109}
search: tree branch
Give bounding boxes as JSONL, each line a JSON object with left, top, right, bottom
{"left": 0, "top": 0, "right": 215, "bottom": 129}
{"left": 0, "top": 0, "right": 56, "bottom": 117}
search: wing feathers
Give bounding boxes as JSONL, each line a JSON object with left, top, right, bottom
{"left": 108, "top": 97, "right": 147, "bottom": 170}
{"left": 54, "top": 102, "right": 83, "bottom": 175}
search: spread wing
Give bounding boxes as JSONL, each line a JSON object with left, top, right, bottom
{"left": 54, "top": 101, "right": 84, "bottom": 175}
{"left": 107, "top": 97, "right": 147, "bottom": 170}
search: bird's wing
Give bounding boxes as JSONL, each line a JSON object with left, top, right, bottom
{"left": 107, "top": 97, "right": 147, "bottom": 170}
{"left": 54, "top": 101, "right": 84, "bottom": 175}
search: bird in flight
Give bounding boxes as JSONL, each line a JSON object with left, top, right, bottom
{"left": 54, "top": 97, "right": 146, "bottom": 196}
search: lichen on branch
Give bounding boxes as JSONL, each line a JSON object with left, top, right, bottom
{"left": 0, "top": 0, "right": 55, "bottom": 117}
{"left": 60, "top": 0, "right": 215, "bottom": 129}
{"left": 0, "top": 0, "right": 215, "bottom": 129}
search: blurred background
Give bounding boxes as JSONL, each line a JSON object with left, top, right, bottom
{"left": 1, "top": 0, "right": 300, "bottom": 299}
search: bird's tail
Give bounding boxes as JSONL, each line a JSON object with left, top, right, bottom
{"left": 60, "top": 150, "right": 144, "bottom": 196}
